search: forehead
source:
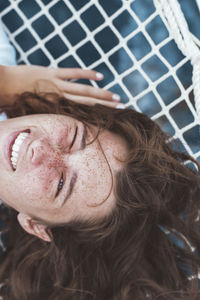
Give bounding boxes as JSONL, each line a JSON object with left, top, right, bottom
{"left": 24, "top": 113, "right": 75, "bottom": 123}
{"left": 6, "top": 114, "right": 77, "bottom": 133}
{"left": 8, "top": 113, "right": 75, "bottom": 123}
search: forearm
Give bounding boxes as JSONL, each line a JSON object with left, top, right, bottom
{"left": 0, "top": 64, "right": 6, "bottom": 97}
{"left": 0, "top": 65, "right": 14, "bottom": 105}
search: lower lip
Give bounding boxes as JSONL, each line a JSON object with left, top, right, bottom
{"left": 5, "top": 129, "right": 30, "bottom": 171}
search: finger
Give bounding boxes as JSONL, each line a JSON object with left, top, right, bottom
{"left": 56, "top": 80, "right": 120, "bottom": 102}
{"left": 63, "top": 93, "right": 124, "bottom": 108}
{"left": 55, "top": 68, "right": 104, "bottom": 81}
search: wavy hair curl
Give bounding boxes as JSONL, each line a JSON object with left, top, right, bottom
{"left": 0, "top": 92, "right": 200, "bottom": 300}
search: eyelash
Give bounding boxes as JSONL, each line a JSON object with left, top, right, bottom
{"left": 56, "top": 126, "right": 78, "bottom": 198}
{"left": 69, "top": 126, "right": 78, "bottom": 150}
{"left": 56, "top": 173, "right": 64, "bottom": 197}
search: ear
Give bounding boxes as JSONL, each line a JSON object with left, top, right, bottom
{"left": 17, "top": 213, "right": 52, "bottom": 242}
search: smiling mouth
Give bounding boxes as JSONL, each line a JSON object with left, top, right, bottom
{"left": 10, "top": 129, "right": 30, "bottom": 170}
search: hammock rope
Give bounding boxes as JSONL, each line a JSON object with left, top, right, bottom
{"left": 154, "top": 0, "right": 200, "bottom": 122}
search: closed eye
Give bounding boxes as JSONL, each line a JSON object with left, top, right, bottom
{"left": 69, "top": 126, "right": 78, "bottom": 150}
{"left": 55, "top": 126, "right": 78, "bottom": 199}
{"left": 56, "top": 173, "right": 64, "bottom": 198}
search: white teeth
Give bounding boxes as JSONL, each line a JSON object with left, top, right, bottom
{"left": 11, "top": 157, "right": 17, "bottom": 163}
{"left": 11, "top": 151, "right": 18, "bottom": 158}
{"left": 12, "top": 144, "right": 20, "bottom": 152}
{"left": 10, "top": 132, "right": 29, "bottom": 170}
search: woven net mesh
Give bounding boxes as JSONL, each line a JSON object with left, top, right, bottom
{"left": 0, "top": 0, "right": 199, "bottom": 161}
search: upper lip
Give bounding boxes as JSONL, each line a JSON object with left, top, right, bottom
{"left": 9, "top": 129, "right": 30, "bottom": 171}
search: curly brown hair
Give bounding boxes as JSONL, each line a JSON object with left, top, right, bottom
{"left": 0, "top": 92, "right": 200, "bottom": 300}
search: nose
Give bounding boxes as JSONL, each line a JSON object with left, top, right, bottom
{"left": 30, "top": 137, "right": 62, "bottom": 167}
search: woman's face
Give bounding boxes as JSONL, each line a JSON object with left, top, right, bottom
{"left": 0, "top": 114, "right": 127, "bottom": 224}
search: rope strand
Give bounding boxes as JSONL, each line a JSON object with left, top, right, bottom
{"left": 154, "top": 0, "right": 200, "bottom": 122}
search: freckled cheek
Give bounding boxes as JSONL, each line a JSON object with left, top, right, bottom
{"left": 72, "top": 149, "right": 112, "bottom": 205}
{"left": 16, "top": 169, "right": 55, "bottom": 207}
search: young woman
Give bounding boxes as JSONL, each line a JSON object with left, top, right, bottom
{"left": 0, "top": 91, "right": 199, "bottom": 300}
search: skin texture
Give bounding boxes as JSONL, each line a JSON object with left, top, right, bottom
{"left": 0, "top": 114, "right": 127, "bottom": 241}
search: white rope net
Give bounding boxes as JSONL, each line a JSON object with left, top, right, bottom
{"left": 0, "top": 0, "right": 200, "bottom": 161}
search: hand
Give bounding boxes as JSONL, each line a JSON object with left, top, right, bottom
{"left": 0, "top": 65, "right": 122, "bottom": 107}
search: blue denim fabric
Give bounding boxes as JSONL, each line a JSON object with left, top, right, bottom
{"left": 0, "top": 21, "right": 16, "bottom": 66}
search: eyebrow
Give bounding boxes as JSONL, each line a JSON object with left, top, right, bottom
{"left": 80, "top": 124, "right": 87, "bottom": 150}
{"left": 61, "top": 124, "right": 86, "bottom": 206}
{"left": 61, "top": 172, "right": 77, "bottom": 206}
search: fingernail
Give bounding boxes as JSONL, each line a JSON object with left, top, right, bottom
{"left": 112, "top": 94, "right": 121, "bottom": 102}
{"left": 96, "top": 72, "right": 104, "bottom": 80}
{"left": 116, "top": 104, "right": 125, "bottom": 109}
